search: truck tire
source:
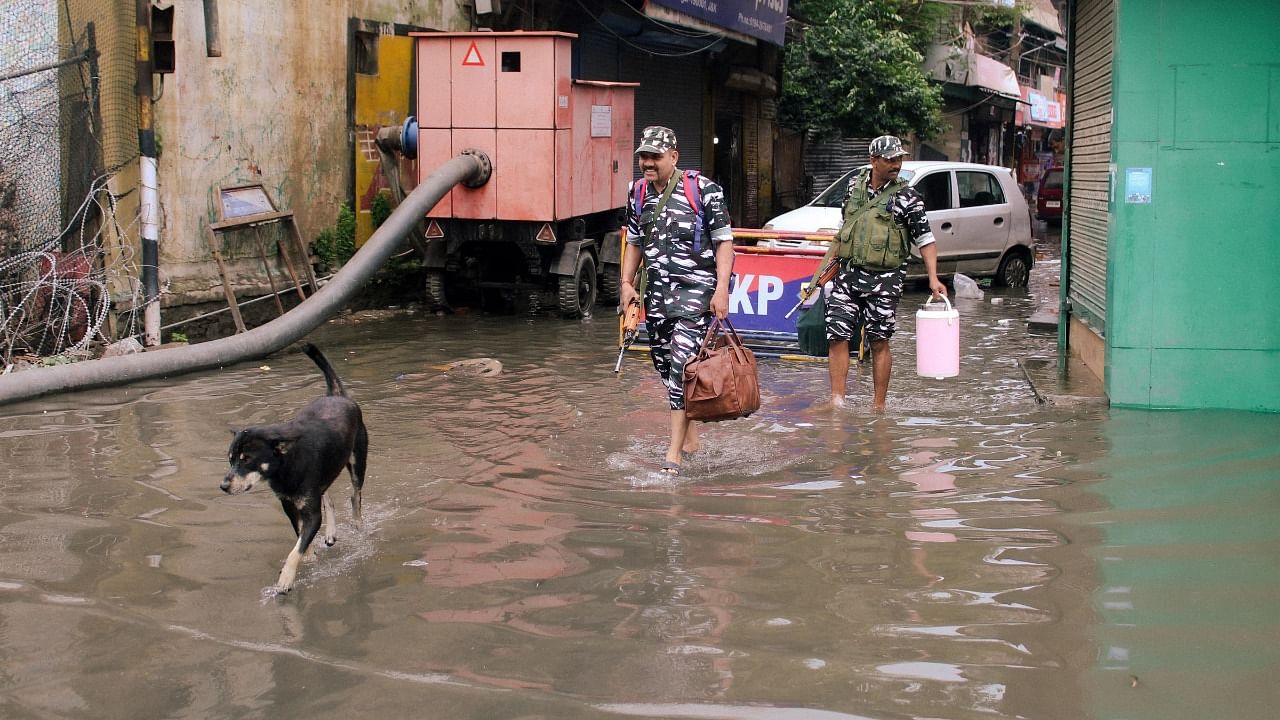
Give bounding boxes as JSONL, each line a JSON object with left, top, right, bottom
{"left": 426, "top": 270, "right": 448, "bottom": 311}
{"left": 600, "top": 263, "right": 620, "bottom": 306}
{"left": 558, "top": 252, "right": 597, "bottom": 319}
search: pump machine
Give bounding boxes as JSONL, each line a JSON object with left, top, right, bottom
{"left": 387, "top": 31, "right": 636, "bottom": 317}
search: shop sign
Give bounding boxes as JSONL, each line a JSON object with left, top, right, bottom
{"left": 648, "top": 0, "right": 788, "bottom": 46}
{"left": 1017, "top": 86, "right": 1065, "bottom": 128}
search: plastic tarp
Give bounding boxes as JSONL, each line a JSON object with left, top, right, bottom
{"left": 1022, "top": 0, "right": 1064, "bottom": 36}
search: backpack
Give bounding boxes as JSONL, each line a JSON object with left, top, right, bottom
{"left": 631, "top": 169, "right": 705, "bottom": 253}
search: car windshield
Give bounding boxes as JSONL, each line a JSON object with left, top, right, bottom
{"left": 811, "top": 168, "right": 916, "bottom": 208}
{"left": 1043, "top": 168, "right": 1063, "bottom": 189}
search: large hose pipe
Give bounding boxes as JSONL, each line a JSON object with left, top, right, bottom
{"left": 0, "top": 151, "right": 491, "bottom": 407}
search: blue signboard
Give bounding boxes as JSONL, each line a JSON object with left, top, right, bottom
{"left": 648, "top": 0, "right": 788, "bottom": 46}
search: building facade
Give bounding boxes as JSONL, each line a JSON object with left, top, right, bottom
{"left": 1063, "top": 0, "right": 1280, "bottom": 411}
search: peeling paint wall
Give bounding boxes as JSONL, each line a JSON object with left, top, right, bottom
{"left": 153, "top": 0, "right": 468, "bottom": 304}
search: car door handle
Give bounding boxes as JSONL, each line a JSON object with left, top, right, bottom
{"left": 993, "top": 217, "right": 1004, "bottom": 226}
{"left": 940, "top": 222, "right": 952, "bottom": 231}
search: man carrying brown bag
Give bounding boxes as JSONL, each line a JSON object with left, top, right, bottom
{"left": 620, "top": 125, "right": 736, "bottom": 476}
{"left": 683, "top": 318, "right": 761, "bottom": 423}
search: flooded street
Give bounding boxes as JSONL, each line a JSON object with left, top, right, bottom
{"left": 1, "top": 251, "right": 1278, "bottom": 719}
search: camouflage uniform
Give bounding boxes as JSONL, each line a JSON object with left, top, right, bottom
{"left": 625, "top": 131, "right": 734, "bottom": 410}
{"left": 825, "top": 172, "right": 935, "bottom": 343}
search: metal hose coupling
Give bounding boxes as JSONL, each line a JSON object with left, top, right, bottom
{"left": 459, "top": 148, "right": 492, "bottom": 188}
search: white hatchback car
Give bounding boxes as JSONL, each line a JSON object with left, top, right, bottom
{"left": 761, "top": 161, "right": 1035, "bottom": 287}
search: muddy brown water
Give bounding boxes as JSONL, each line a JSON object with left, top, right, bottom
{"left": 2, "top": 260, "right": 1278, "bottom": 719}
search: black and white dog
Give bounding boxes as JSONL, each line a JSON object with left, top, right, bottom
{"left": 222, "top": 344, "right": 368, "bottom": 593}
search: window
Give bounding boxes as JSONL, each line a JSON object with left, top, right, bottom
{"left": 957, "top": 171, "right": 1005, "bottom": 207}
{"left": 813, "top": 172, "right": 853, "bottom": 208}
{"left": 813, "top": 167, "right": 917, "bottom": 208}
{"left": 1042, "top": 168, "right": 1063, "bottom": 190}
{"left": 915, "top": 172, "right": 953, "bottom": 211}
{"left": 501, "top": 51, "right": 521, "bottom": 72}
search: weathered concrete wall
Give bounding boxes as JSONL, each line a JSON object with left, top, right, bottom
{"left": 153, "top": 0, "right": 467, "bottom": 305}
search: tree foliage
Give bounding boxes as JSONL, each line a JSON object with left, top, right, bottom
{"left": 779, "top": 0, "right": 947, "bottom": 139}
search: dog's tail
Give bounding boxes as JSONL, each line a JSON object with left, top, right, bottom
{"left": 303, "top": 343, "right": 347, "bottom": 397}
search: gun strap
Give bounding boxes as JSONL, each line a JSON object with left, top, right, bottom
{"left": 636, "top": 172, "right": 680, "bottom": 299}
{"left": 643, "top": 173, "right": 681, "bottom": 243}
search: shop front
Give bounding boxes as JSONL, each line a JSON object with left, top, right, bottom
{"left": 1015, "top": 84, "right": 1067, "bottom": 195}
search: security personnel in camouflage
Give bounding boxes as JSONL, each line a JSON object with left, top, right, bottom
{"left": 620, "top": 125, "right": 735, "bottom": 475}
{"left": 809, "top": 135, "right": 947, "bottom": 411}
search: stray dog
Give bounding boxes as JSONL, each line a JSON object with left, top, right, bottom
{"left": 221, "top": 343, "right": 368, "bottom": 593}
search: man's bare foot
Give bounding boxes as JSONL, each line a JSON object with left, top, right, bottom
{"left": 831, "top": 395, "right": 846, "bottom": 409}
{"left": 871, "top": 402, "right": 886, "bottom": 413}
{"left": 681, "top": 425, "right": 700, "bottom": 455}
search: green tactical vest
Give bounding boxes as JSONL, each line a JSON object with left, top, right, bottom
{"left": 832, "top": 172, "right": 910, "bottom": 271}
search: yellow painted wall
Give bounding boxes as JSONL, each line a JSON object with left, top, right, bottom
{"left": 353, "top": 33, "right": 415, "bottom": 246}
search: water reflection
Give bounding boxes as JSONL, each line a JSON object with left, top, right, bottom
{"left": 0, "top": 300, "right": 1276, "bottom": 718}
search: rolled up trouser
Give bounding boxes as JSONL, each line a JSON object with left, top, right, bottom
{"left": 647, "top": 314, "right": 712, "bottom": 410}
{"left": 825, "top": 269, "right": 900, "bottom": 342}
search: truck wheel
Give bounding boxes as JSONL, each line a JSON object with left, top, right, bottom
{"left": 558, "top": 253, "right": 597, "bottom": 319}
{"left": 426, "top": 270, "right": 448, "bottom": 311}
{"left": 600, "top": 263, "right": 620, "bottom": 306}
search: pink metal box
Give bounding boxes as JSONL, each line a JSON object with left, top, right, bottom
{"left": 412, "top": 31, "right": 637, "bottom": 222}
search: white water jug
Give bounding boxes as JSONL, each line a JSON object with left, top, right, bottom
{"left": 916, "top": 295, "right": 959, "bottom": 379}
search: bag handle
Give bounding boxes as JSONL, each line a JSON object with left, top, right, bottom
{"left": 695, "top": 316, "right": 750, "bottom": 363}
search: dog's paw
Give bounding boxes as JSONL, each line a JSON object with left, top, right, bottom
{"left": 264, "top": 583, "right": 293, "bottom": 598}
{"left": 324, "top": 535, "right": 337, "bottom": 547}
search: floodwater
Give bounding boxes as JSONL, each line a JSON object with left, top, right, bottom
{"left": 2, "top": 257, "right": 1278, "bottom": 719}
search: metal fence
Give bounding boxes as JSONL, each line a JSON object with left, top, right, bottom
{"left": 0, "top": 0, "right": 142, "bottom": 365}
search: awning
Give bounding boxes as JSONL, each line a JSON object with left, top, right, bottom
{"left": 972, "top": 53, "right": 1022, "bottom": 101}
{"left": 926, "top": 44, "right": 1023, "bottom": 102}
{"left": 1022, "top": 0, "right": 1063, "bottom": 36}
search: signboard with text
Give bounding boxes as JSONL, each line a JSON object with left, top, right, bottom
{"left": 638, "top": 248, "right": 824, "bottom": 354}
{"left": 648, "top": 0, "right": 788, "bottom": 46}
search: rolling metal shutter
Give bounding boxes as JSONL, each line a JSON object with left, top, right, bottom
{"left": 1066, "top": 0, "right": 1114, "bottom": 332}
{"left": 623, "top": 54, "right": 705, "bottom": 173}
{"left": 804, "top": 134, "right": 873, "bottom": 198}
{"left": 576, "top": 29, "right": 705, "bottom": 174}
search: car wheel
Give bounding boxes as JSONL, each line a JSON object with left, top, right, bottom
{"left": 994, "top": 250, "right": 1031, "bottom": 288}
{"left": 558, "top": 252, "right": 597, "bottom": 319}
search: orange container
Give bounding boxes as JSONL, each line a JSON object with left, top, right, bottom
{"left": 412, "top": 31, "right": 636, "bottom": 222}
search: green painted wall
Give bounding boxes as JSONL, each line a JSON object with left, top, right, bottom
{"left": 1107, "top": 0, "right": 1280, "bottom": 411}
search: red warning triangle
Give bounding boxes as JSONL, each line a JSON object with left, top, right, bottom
{"left": 461, "top": 41, "right": 485, "bottom": 67}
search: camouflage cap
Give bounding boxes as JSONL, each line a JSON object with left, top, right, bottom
{"left": 635, "top": 125, "right": 678, "bottom": 155}
{"left": 869, "top": 135, "right": 908, "bottom": 159}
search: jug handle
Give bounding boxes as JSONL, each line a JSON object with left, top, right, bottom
{"left": 923, "top": 294, "right": 953, "bottom": 313}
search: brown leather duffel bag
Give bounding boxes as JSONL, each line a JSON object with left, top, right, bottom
{"left": 683, "top": 317, "right": 761, "bottom": 422}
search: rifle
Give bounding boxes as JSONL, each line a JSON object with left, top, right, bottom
{"left": 613, "top": 299, "right": 642, "bottom": 374}
{"left": 784, "top": 257, "right": 841, "bottom": 319}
